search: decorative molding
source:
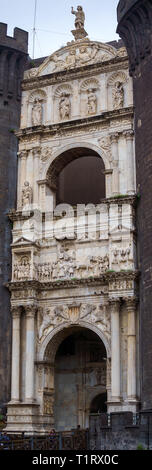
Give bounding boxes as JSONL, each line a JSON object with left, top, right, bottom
{"left": 15, "top": 107, "right": 134, "bottom": 141}
{"left": 38, "top": 302, "right": 111, "bottom": 341}
{"left": 22, "top": 58, "right": 129, "bottom": 92}
{"left": 6, "top": 270, "right": 139, "bottom": 292}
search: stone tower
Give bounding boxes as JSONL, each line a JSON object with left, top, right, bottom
{"left": 117, "top": 0, "right": 152, "bottom": 411}
{"left": 0, "top": 23, "right": 28, "bottom": 413}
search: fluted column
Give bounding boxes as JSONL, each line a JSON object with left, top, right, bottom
{"left": 124, "top": 130, "right": 135, "bottom": 194}
{"left": 109, "top": 298, "right": 121, "bottom": 401}
{"left": 11, "top": 306, "right": 22, "bottom": 402}
{"left": 110, "top": 133, "right": 119, "bottom": 195}
{"left": 125, "top": 297, "right": 137, "bottom": 400}
{"left": 25, "top": 305, "right": 37, "bottom": 403}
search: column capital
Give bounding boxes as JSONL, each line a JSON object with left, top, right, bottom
{"left": 11, "top": 305, "right": 22, "bottom": 318}
{"left": 123, "top": 130, "right": 134, "bottom": 140}
{"left": 32, "top": 146, "right": 41, "bottom": 158}
{"left": 110, "top": 132, "right": 119, "bottom": 144}
{"left": 17, "top": 150, "right": 28, "bottom": 159}
{"left": 109, "top": 297, "right": 121, "bottom": 311}
{"left": 24, "top": 304, "right": 37, "bottom": 317}
{"left": 123, "top": 296, "right": 138, "bottom": 310}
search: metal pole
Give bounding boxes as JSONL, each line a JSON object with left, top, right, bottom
{"left": 33, "top": 0, "right": 37, "bottom": 59}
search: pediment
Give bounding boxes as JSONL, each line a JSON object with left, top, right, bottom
{"left": 25, "top": 41, "right": 121, "bottom": 79}
{"left": 11, "top": 237, "right": 39, "bottom": 247}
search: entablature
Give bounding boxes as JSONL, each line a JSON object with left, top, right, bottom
{"left": 15, "top": 107, "right": 134, "bottom": 141}
{"left": 22, "top": 56, "right": 129, "bottom": 91}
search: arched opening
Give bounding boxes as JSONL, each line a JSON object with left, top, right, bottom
{"left": 52, "top": 328, "right": 107, "bottom": 431}
{"left": 46, "top": 147, "right": 106, "bottom": 206}
{"left": 90, "top": 393, "right": 107, "bottom": 414}
{"left": 57, "top": 155, "right": 105, "bottom": 205}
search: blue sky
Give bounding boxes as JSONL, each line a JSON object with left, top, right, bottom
{"left": 1, "top": 0, "right": 120, "bottom": 58}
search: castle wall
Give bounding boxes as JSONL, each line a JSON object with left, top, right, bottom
{"left": 117, "top": 0, "right": 152, "bottom": 411}
{"left": 0, "top": 23, "right": 28, "bottom": 412}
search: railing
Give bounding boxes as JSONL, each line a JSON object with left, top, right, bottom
{"left": 0, "top": 429, "right": 89, "bottom": 451}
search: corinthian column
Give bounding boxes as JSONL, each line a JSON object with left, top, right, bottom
{"left": 25, "top": 305, "right": 37, "bottom": 402}
{"left": 110, "top": 133, "right": 119, "bottom": 195}
{"left": 11, "top": 306, "right": 22, "bottom": 402}
{"left": 125, "top": 297, "right": 137, "bottom": 401}
{"left": 109, "top": 297, "right": 121, "bottom": 401}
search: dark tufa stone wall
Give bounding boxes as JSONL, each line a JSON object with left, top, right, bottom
{"left": 0, "top": 23, "right": 28, "bottom": 413}
{"left": 117, "top": 0, "right": 152, "bottom": 410}
{"left": 89, "top": 412, "right": 152, "bottom": 450}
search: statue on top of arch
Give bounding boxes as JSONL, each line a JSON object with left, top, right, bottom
{"left": 71, "top": 5, "right": 88, "bottom": 40}
{"left": 71, "top": 5, "right": 85, "bottom": 30}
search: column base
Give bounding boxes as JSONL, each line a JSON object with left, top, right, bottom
{"left": 107, "top": 399, "right": 139, "bottom": 414}
{"left": 4, "top": 402, "right": 54, "bottom": 435}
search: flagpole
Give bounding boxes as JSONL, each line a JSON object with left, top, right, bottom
{"left": 33, "top": 0, "right": 37, "bottom": 59}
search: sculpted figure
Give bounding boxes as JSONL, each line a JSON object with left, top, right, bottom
{"left": 22, "top": 181, "right": 33, "bottom": 207}
{"left": 32, "top": 98, "right": 42, "bottom": 126}
{"left": 71, "top": 5, "right": 85, "bottom": 29}
{"left": 76, "top": 45, "right": 98, "bottom": 65}
{"left": 59, "top": 94, "right": 70, "bottom": 120}
{"left": 88, "top": 89, "right": 97, "bottom": 115}
{"left": 16, "top": 256, "right": 30, "bottom": 280}
{"left": 64, "top": 49, "right": 76, "bottom": 69}
{"left": 14, "top": 264, "right": 18, "bottom": 281}
{"left": 113, "top": 81, "right": 124, "bottom": 109}
{"left": 39, "top": 308, "right": 54, "bottom": 339}
{"left": 53, "top": 49, "right": 76, "bottom": 71}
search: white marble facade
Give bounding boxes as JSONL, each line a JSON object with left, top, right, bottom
{"left": 5, "top": 29, "right": 139, "bottom": 434}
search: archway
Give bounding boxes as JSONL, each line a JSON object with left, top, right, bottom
{"left": 56, "top": 155, "right": 105, "bottom": 205}
{"left": 90, "top": 393, "right": 107, "bottom": 414}
{"left": 46, "top": 147, "right": 106, "bottom": 206}
{"left": 42, "top": 325, "right": 108, "bottom": 431}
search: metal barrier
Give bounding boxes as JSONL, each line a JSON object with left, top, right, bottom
{"left": 0, "top": 429, "right": 89, "bottom": 451}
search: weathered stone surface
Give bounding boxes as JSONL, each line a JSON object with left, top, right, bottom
{"left": 117, "top": 0, "right": 152, "bottom": 411}
{"left": 0, "top": 24, "right": 28, "bottom": 412}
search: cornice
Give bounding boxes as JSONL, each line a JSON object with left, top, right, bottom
{"left": 6, "top": 270, "right": 139, "bottom": 292}
{"left": 15, "top": 107, "right": 134, "bottom": 141}
{"left": 22, "top": 56, "right": 129, "bottom": 91}
{"left": 8, "top": 209, "right": 34, "bottom": 222}
{"left": 8, "top": 195, "right": 137, "bottom": 224}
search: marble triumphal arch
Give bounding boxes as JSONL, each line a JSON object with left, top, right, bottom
{"left": 5, "top": 7, "right": 139, "bottom": 434}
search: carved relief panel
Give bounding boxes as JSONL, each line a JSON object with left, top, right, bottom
{"left": 38, "top": 302, "right": 110, "bottom": 343}
{"left": 13, "top": 253, "right": 31, "bottom": 281}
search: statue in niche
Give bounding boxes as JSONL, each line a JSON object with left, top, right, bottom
{"left": 71, "top": 5, "right": 85, "bottom": 29}
{"left": 22, "top": 181, "right": 33, "bottom": 207}
{"left": 32, "top": 98, "right": 42, "bottom": 126}
{"left": 59, "top": 94, "right": 70, "bottom": 120}
{"left": 87, "top": 88, "right": 97, "bottom": 115}
{"left": 113, "top": 81, "right": 124, "bottom": 109}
